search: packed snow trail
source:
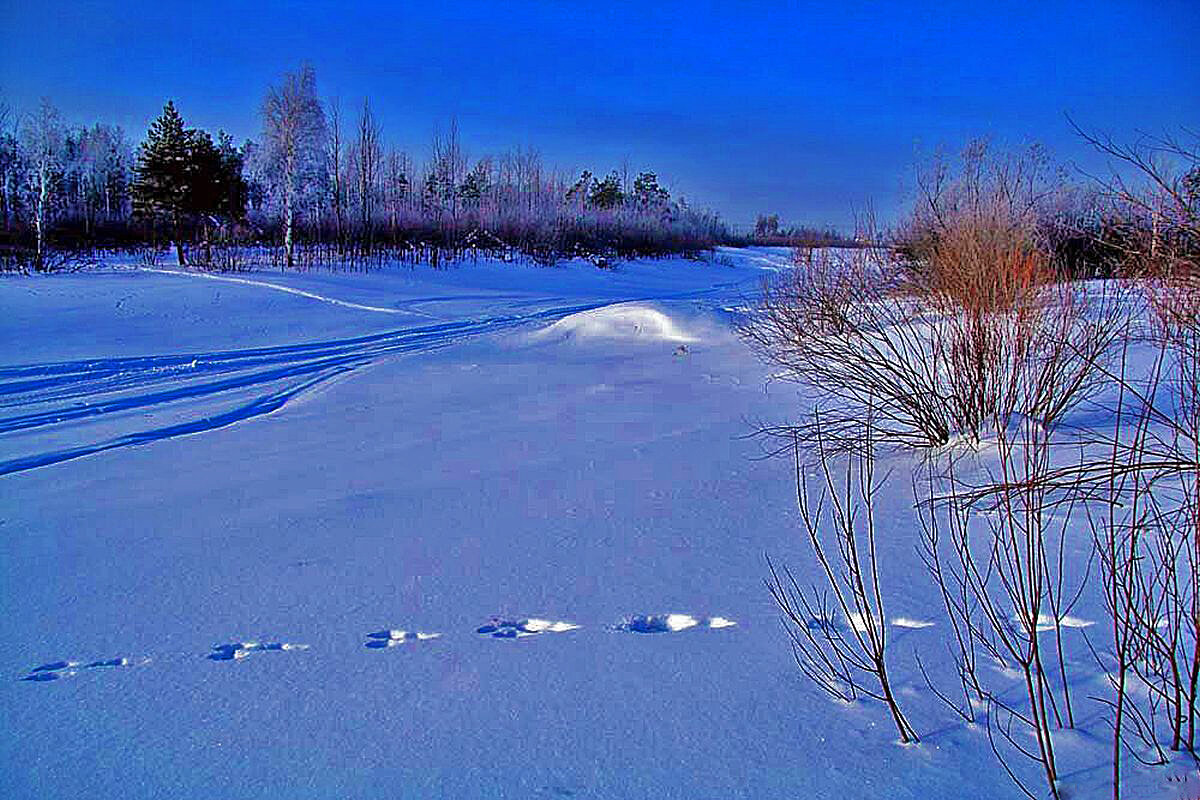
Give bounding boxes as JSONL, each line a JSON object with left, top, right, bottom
{"left": 135, "top": 267, "right": 442, "bottom": 317}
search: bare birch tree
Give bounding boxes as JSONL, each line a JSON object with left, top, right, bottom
{"left": 19, "top": 98, "right": 64, "bottom": 270}
{"left": 354, "top": 98, "right": 381, "bottom": 247}
{"left": 262, "top": 64, "right": 326, "bottom": 269}
{"left": 326, "top": 97, "right": 345, "bottom": 251}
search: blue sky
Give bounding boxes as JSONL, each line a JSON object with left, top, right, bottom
{"left": 2, "top": 1, "right": 1196, "bottom": 228}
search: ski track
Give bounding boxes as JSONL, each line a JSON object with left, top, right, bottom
{"left": 0, "top": 299, "right": 609, "bottom": 477}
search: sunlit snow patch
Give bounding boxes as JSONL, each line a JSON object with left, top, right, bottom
{"left": 534, "top": 303, "right": 698, "bottom": 344}
{"left": 521, "top": 618, "right": 582, "bottom": 633}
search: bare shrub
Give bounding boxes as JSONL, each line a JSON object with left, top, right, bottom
{"left": 1069, "top": 128, "right": 1200, "bottom": 769}
{"left": 742, "top": 140, "right": 1121, "bottom": 455}
{"left": 916, "top": 388, "right": 1095, "bottom": 800}
{"left": 766, "top": 419, "right": 920, "bottom": 744}
{"left": 1070, "top": 123, "right": 1199, "bottom": 283}
{"left": 740, "top": 234, "right": 1120, "bottom": 453}
{"left": 742, "top": 243, "right": 952, "bottom": 450}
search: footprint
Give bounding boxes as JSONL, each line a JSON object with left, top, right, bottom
{"left": 85, "top": 657, "right": 134, "bottom": 668}
{"left": 891, "top": 617, "right": 936, "bottom": 629}
{"left": 365, "top": 629, "right": 443, "bottom": 649}
{"left": 614, "top": 614, "right": 736, "bottom": 633}
{"left": 476, "top": 617, "right": 581, "bottom": 639}
{"left": 21, "top": 656, "right": 140, "bottom": 682}
{"left": 805, "top": 615, "right": 935, "bottom": 633}
{"left": 1012, "top": 614, "right": 1096, "bottom": 633}
{"left": 805, "top": 617, "right": 839, "bottom": 632}
{"left": 208, "top": 641, "right": 309, "bottom": 661}
{"left": 22, "top": 670, "right": 72, "bottom": 682}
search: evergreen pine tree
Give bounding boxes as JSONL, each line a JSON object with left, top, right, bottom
{"left": 133, "top": 101, "right": 193, "bottom": 263}
{"left": 565, "top": 170, "right": 593, "bottom": 205}
{"left": 459, "top": 161, "right": 491, "bottom": 208}
{"left": 632, "top": 171, "right": 670, "bottom": 208}
{"left": 588, "top": 171, "right": 624, "bottom": 210}
{"left": 133, "top": 102, "right": 246, "bottom": 266}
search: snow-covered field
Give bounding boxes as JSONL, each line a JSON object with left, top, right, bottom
{"left": 0, "top": 248, "right": 1194, "bottom": 798}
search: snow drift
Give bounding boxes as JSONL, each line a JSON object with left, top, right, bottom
{"left": 531, "top": 302, "right": 700, "bottom": 344}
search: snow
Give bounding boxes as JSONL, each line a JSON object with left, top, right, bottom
{"left": 532, "top": 302, "right": 701, "bottom": 344}
{"left": 1, "top": 247, "right": 1195, "bottom": 798}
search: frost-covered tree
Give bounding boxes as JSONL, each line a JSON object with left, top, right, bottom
{"left": 424, "top": 121, "right": 466, "bottom": 218}
{"left": 63, "top": 123, "right": 132, "bottom": 232}
{"left": 566, "top": 170, "right": 593, "bottom": 205}
{"left": 382, "top": 148, "right": 410, "bottom": 233}
{"left": 325, "top": 98, "right": 346, "bottom": 246}
{"left": 0, "top": 96, "right": 20, "bottom": 232}
{"left": 459, "top": 158, "right": 491, "bottom": 209}
{"left": 261, "top": 64, "right": 326, "bottom": 268}
{"left": 19, "top": 98, "right": 65, "bottom": 269}
{"left": 353, "top": 98, "right": 381, "bottom": 237}
{"left": 755, "top": 213, "right": 780, "bottom": 237}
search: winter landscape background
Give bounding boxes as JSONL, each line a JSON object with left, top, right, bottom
{"left": 2, "top": 2, "right": 1199, "bottom": 799}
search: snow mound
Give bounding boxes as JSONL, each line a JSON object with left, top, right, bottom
{"left": 534, "top": 303, "right": 699, "bottom": 344}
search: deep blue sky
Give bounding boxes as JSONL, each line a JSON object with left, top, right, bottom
{"left": 2, "top": 1, "right": 1196, "bottom": 228}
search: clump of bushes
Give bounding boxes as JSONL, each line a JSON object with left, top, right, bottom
{"left": 756, "top": 130, "right": 1200, "bottom": 800}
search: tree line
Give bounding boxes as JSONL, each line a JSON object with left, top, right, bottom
{"left": 0, "top": 64, "right": 729, "bottom": 272}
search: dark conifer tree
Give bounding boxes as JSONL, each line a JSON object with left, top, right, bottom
{"left": 132, "top": 102, "right": 246, "bottom": 265}
{"left": 132, "top": 101, "right": 193, "bottom": 263}
{"left": 588, "top": 171, "right": 624, "bottom": 210}
{"left": 632, "top": 171, "right": 670, "bottom": 208}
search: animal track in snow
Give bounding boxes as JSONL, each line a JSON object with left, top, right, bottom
{"left": 365, "top": 629, "right": 443, "bottom": 649}
{"left": 613, "top": 614, "right": 736, "bottom": 633}
{"left": 21, "top": 656, "right": 142, "bottom": 682}
{"left": 1011, "top": 614, "right": 1096, "bottom": 633}
{"left": 476, "top": 617, "right": 581, "bottom": 639}
{"left": 891, "top": 617, "right": 937, "bottom": 629}
{"left": 208, "top": 641, "right": 309, "bottom": 662}
{"left": 803, "top": 615, "right": 937, "bottom": 633}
